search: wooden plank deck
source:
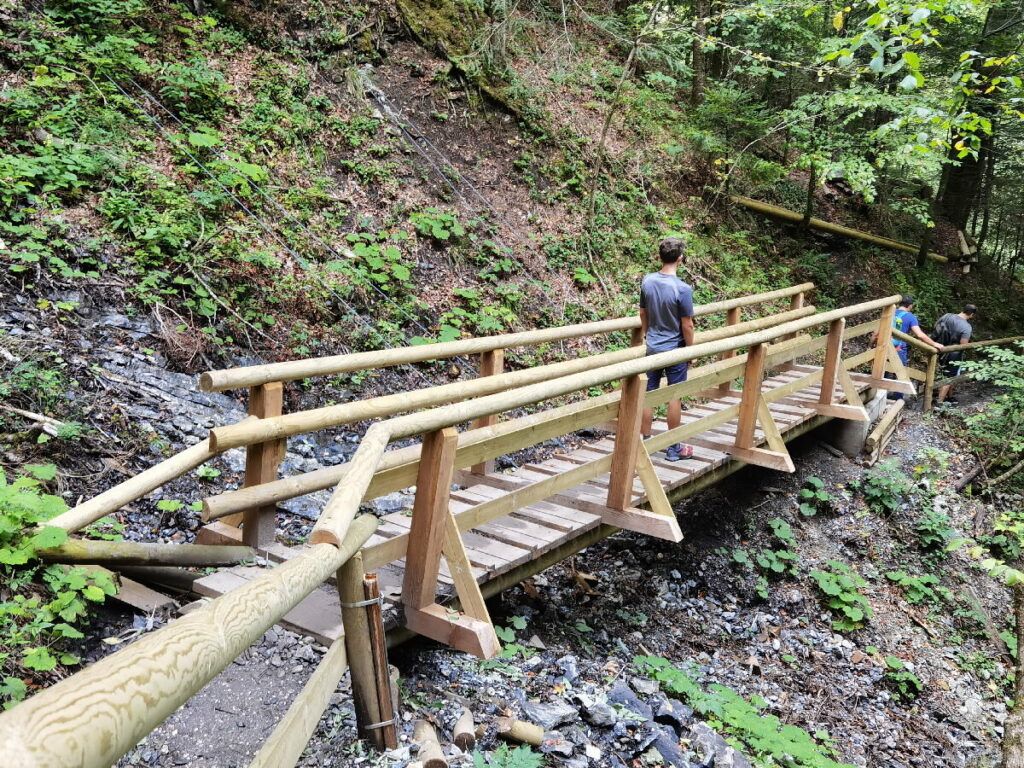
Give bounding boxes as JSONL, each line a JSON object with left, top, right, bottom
{"left": 192, "top": 365, "right": 869, "bottom": 642}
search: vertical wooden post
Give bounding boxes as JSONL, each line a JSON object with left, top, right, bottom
{"left": 818, "top": 318, "right": 846, "bottom": 405}
{"left": 364, "top": 574, "right": 398, "bottom": 750}
{"left": 872, "top": 305, "right": 896, "bottom": 380}
{"left": 736, "top": 343, "right": 767, "bottom": 449}
{"left": 402, "top": 428, "right": 459, "bottom": 610}
{"left": 339, "top": 552, "right": 382, "bottom": 746}
{"left": 717, "top": 307, "right": 742, "bottom": 394}
{"left": 469, "top": 350, "right": 504, "bottom": 475}
{"left": 923, "top": 351, "right": 938, "bottom": 412}
{"left": 225, "top": 382, "right": 284, "bottom": 547}
{"left": 607, "top": 374, "right": 644, "bottom": 510}
{"left": 778, "top": 292, "right": 805, "bottom": 369}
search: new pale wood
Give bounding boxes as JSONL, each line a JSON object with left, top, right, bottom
{"left": 0, "top": 516, "right": 378, "bottom": 768}
{"left": 364, "top": 574, "right": 398, "bottom": 749}
{"left": 234, "top": 382, "right": 284, "bottom": 546}
{"left": 453, "top": 708, "right": 476, "bottom": 751}
{"left": 718, "top": 306, "right": 742, "bottom": 394}
{"left": 865, "top": 400, "right": 906, "bottom": 452}
{"left": 249, "top": 639, "right": 348, "bottom": 768}
{"left": 199, "top": 284, "right": 814, "bottom": 391}
{"left": 736, "top": 344, "right": 767, "bottom": 449}
{"left": 923, "top": 352, "right": 938, "bottom": 412}
{"left": 872, "top": 305, "right": 895, "bottom": 380}
{"left": 495, "top": 717, "right": 544, "bottom": 746}
{"left": 403, "top": 428, "right": 459, "bottom": 610}
{"left": 339, "top": 552, "right": 382, "bottom": 744}
{"left": 470, "top": 348, "right": 504, "bottom": 475}
{"left": 37, "top": 540, "right": 253, "bottom": 568}
{"left": 413, "top": 720, "right": 448, "bottom": 768}
{"left": 819, "top": 319, "right": 845, "bottom": 405}
{"left": 606, "top": 373, "right": 644, "bottom": 510}
{"left": 634, "top": 437, "right": 674, "bottom": 518}
{"left": 940, "top": 335, "right": 1024, "bottom": 353}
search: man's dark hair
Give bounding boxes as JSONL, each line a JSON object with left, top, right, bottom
{"left": 659, "top": 237, "right": 686, "bottom": 264}
{"left": 899, "top": 294, "right": 915, "bottom": 308}
{"left": 963, "top": 303, "right": 978, "bottom": 316}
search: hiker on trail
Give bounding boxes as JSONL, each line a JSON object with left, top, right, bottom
{"left": 934, "top": 304, "right": 977, "bottom": 405}
{"left": 640, "top": 237, "right": 695, "bottom": 461}
{"left": 871, "top": 295, "right": 944, "bottom": 400}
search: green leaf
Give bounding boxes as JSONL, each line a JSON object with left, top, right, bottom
{"left": 23, "top": 647, "right": 57, "bottom": 672}
{"left": 82, "top": 585, "right": 106, "bottom": 602}
{"left": 24, "top": 464, "right": 57, "bottom": 481}
{"left": 30, "top": 526, "right": 68, "bottom": 550}
{"left": 187, "top": 131, "right": 220, "bottom": 147}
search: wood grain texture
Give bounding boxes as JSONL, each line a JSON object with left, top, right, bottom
{"left": 238, "top": 382, "right": 284, "bottom": 546}
{"left": 37, "top": 540, "right": 253, "bottom": 568}
{"left": 470, "top": 348, "right": 505, "bottom": 475}
{"left": 606, "top": 374, "right": 644, "bottom": 510}
{"left": 0, "top": 516, "right": 378, "bottom": 768}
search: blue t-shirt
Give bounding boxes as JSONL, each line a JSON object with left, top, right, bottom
{"left": 892, "top": 308, "right": 919, "bottom": 351}
{"left": 640, "top": 273, "right": 694, "bottom": 354}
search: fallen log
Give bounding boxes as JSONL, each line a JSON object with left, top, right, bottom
{"left": 412, "top": 720, "right": 447, "bottom": 768}
{"left": 37, "top": 539, "right": 254, "bottom": 568}
{"left": 864, "top": 400, "right": 904, "bottom": 453}
{"left": 494, "top": 717, "right": 544, "bottom": 746}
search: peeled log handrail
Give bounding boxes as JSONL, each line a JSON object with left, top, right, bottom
{"left": 891, "top": 328, "right": 937, "bottom": 355}
{"left": 731, "top": 195, "right": 948, "bottom": 264}
{"left": 939, "top": 335, "right": 1024, "bottom": 354}
{"left": 198, "top": 283, "right": 814, "bottom": 392}
{"left": 36, "top": 540, "right": 254, "bottom": 568}
{"left": 209, "top": 305, "right": 815, "bottom": 452}
{"left": 310, "top": 295, "right": 901, "bottom": 547}
{"left": 0, "top": 514, "right": 379, "bottom": 768}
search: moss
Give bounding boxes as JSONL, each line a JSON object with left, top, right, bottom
{"left": 395, "top": 0, "right": 482, "bottom": 60}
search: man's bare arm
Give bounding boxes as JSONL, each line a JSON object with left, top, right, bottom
{"left": 912, "top": 324, "right": 945, "bottom": 350}
{"left": 681, "top": 315, "right": 695, "bottom": 348}
{"left": 640, "top": 308, "right": 649, "bottom": 340}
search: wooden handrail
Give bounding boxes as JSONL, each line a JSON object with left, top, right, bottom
{"left": 198, "top": 283, "right": 814, "bottom": 391}
{"left": 310, "top": 295, "right": 901, "bottom": 547}
{"left": 939, "top": 335, "right": 1024, "bottom": 353}
{"left": 0, "top": 515, "right": 379, "bottom": 768}
{"left": 891, "top": 328, "right": 937, "bottom": 355}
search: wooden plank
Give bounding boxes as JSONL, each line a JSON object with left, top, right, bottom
{"left": 736, "top": 343, "right": 767, "bottom": 449}
{"left": 441, "top": 502, "right": 492, "bottom": 624}
{"left": 403, "top": 428, "right": 459, "bottom": 610}
{"left": 607, "top": 373, "right": 644, "bottom": 509}
{"left": 469, "top": 349, "right": 504, "bottom": 475}
{"left": 462, "top": 484, "right": 602, "bottom": 531}
{"left": 109, "top": 573, "right": 177, "bottom": 614}
{"left": 872, "top": 306, "right": 895, "bottom": 379}
{"left": 550, "top": 491, "right": 682, "bottom": 542}
{"left": 819, "top": 318, "right": 845, "bottom": 405}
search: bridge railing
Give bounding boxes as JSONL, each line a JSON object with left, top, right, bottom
{"left": 892, "top": 329, "right": 1024, "bottom": 411}
{"left": 6, "top": 289, "right": 919, "bottom": 768}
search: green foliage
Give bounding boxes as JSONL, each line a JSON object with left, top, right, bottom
{"left": 810, "top": 561, "right": 873, "bottom": 631}
{"left": 472, "top": 744, "right": 545, "bottom": 768}
{"left": 883, "top": 655, "right": 923, "bottom": 703}
{"left": 798, "top": 476, "right": 834, "bottom": 516}
{"left": 852, "top": 460, "right": 913, "bottom": 517}
{"left": 886, "top": 570, "right": 952, "bottom": 605}
{"left": 913, "top": 506, "right": 955, "bottom": 553}
{"left": 410, "top": 208, "right": 466, "bottom": 242}
{"left": 1, "top": 468, "right": 117, "bottom": 708}
{"left": 636, "top": 656, "right": 855, "bottom": 768}
{"left": 962, "top": 343, "right": 1024, "bottom": 483}
{"left": 0, "top": 351, "right": 70, "bottom": 414}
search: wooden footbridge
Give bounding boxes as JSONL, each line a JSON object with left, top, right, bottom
{"left": 2, "top": 285, "right": 922, "bottom": 767}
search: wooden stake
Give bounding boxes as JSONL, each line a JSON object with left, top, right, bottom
{"left": 231, "top": 382, "right": 285, "bottom": 547}
{"left": 469, "top": 349, "right": 504, "bottom": 475}
{"left": 872, "top": 306, "right": 895, "bottom": 380}
{"left": 364, "top": 574, "right": 398, "bottom": 750}
{"left": 923, "top": 352, "right": 938, "bottom": 412}
{"left": 412, "top": 720, "right": 448, "bottom": 768}
{"left": 495, "top": 717, "right": 544, "bottom": 746}
{"left": 736, "top": 343, "right": 767, "bottom": 449}
{"left": 606, "top": 374, "right": 644, "bottom": 510}
{"left": 819, "top": 318, "right": 845, "bottom": 405}
{"left": 339, "top": 552, "right": 382, "bottom": 745}
{"left": 453, "top": 708, "right": 475, "bottom": 752}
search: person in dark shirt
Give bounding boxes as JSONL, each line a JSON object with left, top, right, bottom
{"left": 935, "top": 304, "right": 977, "bottom": 405}
{"left": 639, "top": 237, "right": 695, "bottom": 461}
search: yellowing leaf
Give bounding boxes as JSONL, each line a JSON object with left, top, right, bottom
{"left": 833, "top": 10, "right": 844, "bottom": 30}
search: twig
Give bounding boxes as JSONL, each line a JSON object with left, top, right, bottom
{"left": 0, "top": 403, "right": 65, "bottom": 428}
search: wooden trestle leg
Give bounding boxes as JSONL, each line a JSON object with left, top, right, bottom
{"left": 402, "top": 428, "right": 499, "bottom": 659}
{"left": 812, "top": 318, "right": 869, "bottom": 421}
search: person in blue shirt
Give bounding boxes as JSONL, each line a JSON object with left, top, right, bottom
{"left": 639, "top": 237, "right": 695, "bottom": 461}
{"left": 872, "top": 295, "right": 944, "bottom": 400}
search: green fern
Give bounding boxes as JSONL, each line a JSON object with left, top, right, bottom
{"left": 472, "top": 744, "right": 545, "bottom": 768}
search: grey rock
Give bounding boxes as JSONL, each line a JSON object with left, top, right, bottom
{"left": 574, "top": 693, "right": 617, "bottom": 726}
{"left": 522, "top": 699, "right": 579, "bottom": 730}
{"left": 557, "top": 655, "right": 579, "bottom": 683}
{"left": 632, "top": 677, "right": 660, "bottom": 696}
{"left": 651, "top": 724, "right": 690, "bottom": 766}
{"left": 609, "top": 681, "right": 654, "bottom": 720}
{"left": 539, "top": 730, "right": 575, "bottom": 757}
{"left": 655, "top": 698, "right": 693, "bottom": 734}
{"left": 372, "top": 492, "right": 410, "bottom": 514}
{"left": 689, "top": 722, "right": 753, "bottom": 768}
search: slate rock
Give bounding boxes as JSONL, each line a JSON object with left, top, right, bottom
{"left": 651, "top": 724, "right": 691, "bottom": 766}
{"left": 539, "top": 730, "right": 575, "bottom": 757}
{"left": 372, "top": 492, "right": 410, "bottom": 514}
{"left": 689, "top": 722, "right": 753, "bottom": 768}
{"left": 655, "top": 698, "right": 693, "bottom": 734}
{"left": 557, "top": 654, "right": 579, "bottom": 683}
{"left": 609, "top": 680, "right": 654, "bottom": 720}
{"left": 523, "top": 699, "right": 580, "bottom": 730}
{"left": 574, "top": 693, "right": 617, "bottom": 726}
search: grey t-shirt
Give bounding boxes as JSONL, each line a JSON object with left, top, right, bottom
{"left": 936, "top": 313, "right": 972, "bottom": 345}
{"left": 640, "top": 272, "right": 695, "bottom": 353}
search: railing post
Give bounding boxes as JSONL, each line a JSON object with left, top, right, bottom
{"left": 718, "top": 307, "right": 742, "bottom": 393}
{"left": 469, "top": 350, "right": 504, "bottom": 475}
{"left": 736, "top": 343, "right": 767, "bottom": 449}
{"left": 872, "top": 305, "right": 895, "bottom": 380}
{"left": 606, "top": 373, "right": 644, "bottom": 510}
{"left": 819, "top": 318, "right": 845, "bottom": 406}
{"left": 923, "top": 351, "right": 938, "bottom": 412}
{"left": 235, "top": 382, "right": 285, "bottom": 548}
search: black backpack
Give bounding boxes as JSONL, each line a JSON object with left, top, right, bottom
{"left": 933, "top": 314, "right": 958, "bottom": 346}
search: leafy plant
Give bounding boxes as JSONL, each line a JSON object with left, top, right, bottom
{"left": 798, "top": 476, "right": 834, "bottom": 516}
{"left": 410, "top": 208, "right": 466, "bottom": 242}
{"left": 886, "top": 571, "right": 952, "bottom": 605}
{"left": 472, "top": 744, "right": 545, "bottom": 768}
{"left": 883, "top": 655, "right": 923, "bottom": 703}
{"left": 810, "top": 561, "right": 873, "bottom": 631}
{"left": 637, "top": 656, "right": 855, "bottom": 768}
{"left": 852, "top": 460, "right": 913, "bottom": 517}
{"left": 1, "top": 467, "right": 117, "bottom": 708}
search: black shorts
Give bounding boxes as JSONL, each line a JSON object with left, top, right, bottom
{"left": 940, "top": 352, "right": 963, "bottom": 379}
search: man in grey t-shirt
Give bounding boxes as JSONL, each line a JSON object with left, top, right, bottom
{"left": 640, "top": 237, "right": 695, "bottom": 461}
{"left": 935, "top": 303, "right": 977, "bottom": 405}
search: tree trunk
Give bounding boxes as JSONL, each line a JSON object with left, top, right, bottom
{"left": 803, "top": 163, "right": 816, "bottom": 227}
{"left": 1002, "top": 583, "right": 1024, "bottom": 768}
{"left": 691, "top": 0, "right": 708, "bottom": 105}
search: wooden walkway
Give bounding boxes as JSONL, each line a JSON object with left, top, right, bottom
{"left": 194, "top": 363, "right": 869, "bottom": 644}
